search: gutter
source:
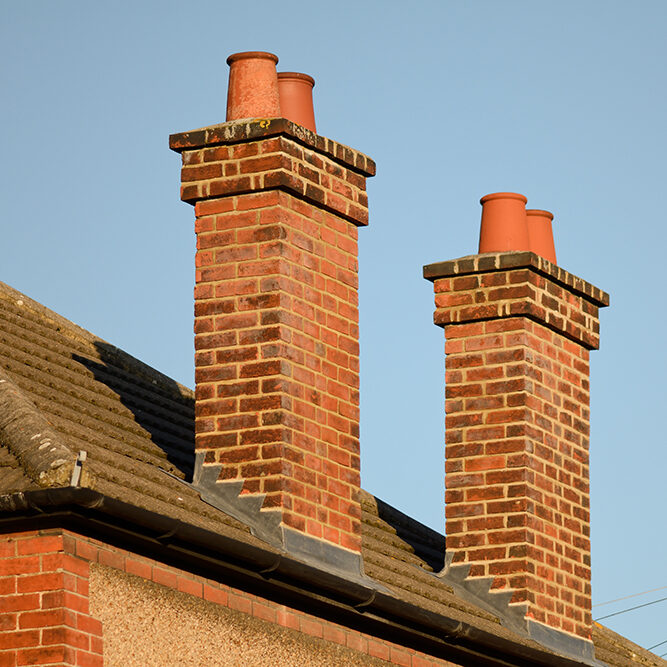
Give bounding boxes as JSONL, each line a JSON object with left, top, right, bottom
{"left": 0, "top": 487, "right": 599, "bottom": 667}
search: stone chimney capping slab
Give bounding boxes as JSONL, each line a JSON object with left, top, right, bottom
{"left": 170, "top": 118, "right": 375, "bottom": 175}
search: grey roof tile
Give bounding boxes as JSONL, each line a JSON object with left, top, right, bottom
{"left": 0, "top": 279, "right": 661, "bottom": 666}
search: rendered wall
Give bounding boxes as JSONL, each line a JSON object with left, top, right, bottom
{"left": 89, "top": 564, "right": 387, "bottom": 666}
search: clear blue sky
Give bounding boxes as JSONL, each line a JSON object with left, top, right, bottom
{"left": 2, "top": 0, "right": 666, "bottom": 653}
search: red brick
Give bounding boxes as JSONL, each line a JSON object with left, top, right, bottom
{"left": 345, "top": 633, "right": 367, "bottom": 653}
{"left": 97, "top": 549, "right": 124, "bottom": 570}
{"left": 0, "top": 632, "right": 39, "bottom": 650}
{"left": 75, "top": 651, "right": 104, "bottom": 667}
{"left": 0, "top": 614, "right": 16, "bottom": 632}
{"left": 389, "top": 646, "right": 412, "bottom": 666}
{"left": 0, "top": 542, "right": 16, "bottom": 559}
{"left": 89, "top": 637, "right": 103, "bottom": 655}
{"left": 16, "top": 646, "right": 71, "bottom": 665}
{"left": 152, "top": 568, "right": 178, "bottom": 589}
{"left": 227, "top": 592, "right": 251, "bottom": 614}
{"left": 367, "top": 639, "right": 390, "bottom": 660}
{"left": 176, "top": 577, "right": 203, "bottom": 598}
{"left": 202, "top": 585, "right": 228, "bottom": 606}
{"left": 17, "top": 573, "right": 64, "bottom": 596}
{"left": 299, "top": 617, "right": 323, "bottom": 638}
{"left": 75, "top": 614, "right": 102, "bottom": 636}
{"left": 74, "top": 541, "right": 98, "bottom": 563}
{"left": 0, "top": 595, "right": 39, "bottom": 613}
{"left": 16, "top": 537, "right": 63, "bottom": 556}
{"left": 0, "top": 557, "right": 40, "bottom": 576}
{"left": 41, "top": 627, "right": 88, "bottom": 650}
{"left": 321, "top": 623, "right": 346, "bottom": 645}
{"left": 121, "top": 558, "right": 151, "bottom": 580}
{"left": 0, "top": 651, "right": 17, "bottom": 667}
{"left": 41, "top": 591, "right": 88, "bottom": 614}
{"left": 465, "top": 455, "right": 506, "bottom": 472}
{"left": 17, "top": 609, "right": 68, "bottom": 629}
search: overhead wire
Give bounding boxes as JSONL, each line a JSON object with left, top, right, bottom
{"left": 593, "top": 584, "right": 667, "bottom": 608}
{"left": 646, "top": 639, "right": 667, "bottom": 651}
{"left": 593, "top": 595, "right": 667, "bottom": 621}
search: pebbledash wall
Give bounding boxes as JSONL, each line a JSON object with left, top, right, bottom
{"left": 0, "top": 530, "right": 454, "bottom": 667}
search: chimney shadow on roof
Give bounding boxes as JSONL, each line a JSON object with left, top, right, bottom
{"left": 374, "top": 496, "right": 446, "bottom": 573}
{"left": 72, "top": 341, "right": 195, "bottom": 480}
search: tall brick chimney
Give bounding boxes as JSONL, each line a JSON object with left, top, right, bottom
{"left": 169, "top": 53, "right": 375, "bottom": 570}
{"left": 424, "top": 196, "right": 609, "bottom": 656}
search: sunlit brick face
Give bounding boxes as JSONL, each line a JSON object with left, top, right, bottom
{"left": 172, "top": 121, "right": 375, "bottom": 553}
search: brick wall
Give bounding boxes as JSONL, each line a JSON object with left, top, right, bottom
{"left": 171, "top": 119, "right": 375, "bottom": 552}
{"left": 0, "top": 532, "right": 102, "bottom": 667}
{"left": 424, "top": 252, "right": 608, "bottom": 641}
{"left": 0, "top": 529, "right": 456, "bottom": 667}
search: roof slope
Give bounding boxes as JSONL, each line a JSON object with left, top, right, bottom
{"left": 0, "top": 281, "right": 663, "bottom": 667}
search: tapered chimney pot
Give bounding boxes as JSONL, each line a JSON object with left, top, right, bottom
{"left": 478, "top": 192, "right": 529, "bottom": 254}
{"left": 277, "top": 72, "right": 317, "bottom": 133}
{"left": 526, "top": 208, "right": 557, "bottom": 264}
{"left": 226, "top": 51, "right": 281, "bottom": 121}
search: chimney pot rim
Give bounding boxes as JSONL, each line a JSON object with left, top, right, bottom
{"left": 526, "top": 209, "right": 554, "bottom": 221}
{"left": 278, "top": 72, "right": 315, "bottom": 88}
{"left": 226, "top": 51, "right": 279, "bottom": 66}
{"left": 480, "top": 192, "right": 528, "bottom": 205}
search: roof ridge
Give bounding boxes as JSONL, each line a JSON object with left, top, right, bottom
{"left": 0, "top": 366, "right": 79, "bottom": 487}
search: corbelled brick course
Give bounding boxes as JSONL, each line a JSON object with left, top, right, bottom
{"left": 425, "top": 251, "right": 608, "bottom": 642}
{"left": 171, "top": 118, "right": 374, "bottom": 226}
{"left": 171, "top": 118, "right": 375, "bottom": 553}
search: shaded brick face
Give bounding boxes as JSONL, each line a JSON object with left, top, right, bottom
{"left": 429, "top": 257, "right": 607, "bottom": 641}
{"left": 176, "top": 124, "right": 374, "bottom": 553}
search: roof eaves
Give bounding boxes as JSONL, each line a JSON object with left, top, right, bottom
{"left": 0, "top": 486, "right": 601, "bottom": 667}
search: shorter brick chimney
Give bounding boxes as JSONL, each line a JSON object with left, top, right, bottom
{"left": 424, "top": 194, "right": 608, "bottom": 657}
{"left": 170, "top": 52, "right": 375, "bottom": 573}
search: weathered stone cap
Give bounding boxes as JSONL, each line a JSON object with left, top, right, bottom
{"left": 423, "top": 251, "right": 609, "bottom": 308}
{"left": 169, "top": 117, "right": 376, "bottom": 178}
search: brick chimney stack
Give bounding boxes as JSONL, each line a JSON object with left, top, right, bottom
{"left": 424, "top": 196, "right": 609, "bottom": 654}
{"left": 170, "top": 53, "right": 375, "bottom": 567}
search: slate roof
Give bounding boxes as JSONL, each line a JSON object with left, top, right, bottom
{"left": 0, "top": 280, "right": 663, "bottom": 667}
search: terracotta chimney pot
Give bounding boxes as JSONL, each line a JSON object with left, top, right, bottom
{"left": 226, "top": 51, "right": 281, "bottom": 121}
{"left": 277, "top": 72, "right": 317, "bottom": 133}
{"left": 526, "top": 208, "right": 557, "bottom": 264}
{"left": 478, "top": 192, "right": 529, "bottom": 253}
